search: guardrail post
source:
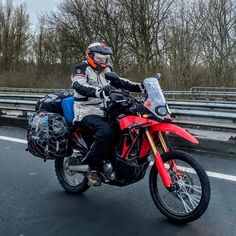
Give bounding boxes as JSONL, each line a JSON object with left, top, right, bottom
{"left": 22, "top": 110, "right": 28, "bottom": 117}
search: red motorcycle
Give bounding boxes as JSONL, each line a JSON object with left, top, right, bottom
{"left": 55, "top": 73, "right": 210, "bottom": 223}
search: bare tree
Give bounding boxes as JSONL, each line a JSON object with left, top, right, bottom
{"left": 0, "top": 0, "right": 30, "bottom": 71}
{"left": 2, "top": 0, "right": 236, "bottom": 89}
{"left": 117, "top": 0, "right": 174, "bottom": 79}
{"left": 163, "top": 0, "right": 203, "bottom": 88}
{"left": 198, "top": 0, "right": 236, "bottom": 86}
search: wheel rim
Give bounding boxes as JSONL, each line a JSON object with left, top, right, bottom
{"left": 155, "top": 159, "right": 203, "bottom": 216}
{"left": 62, "top": 156, "right": 86, "bottom": 187}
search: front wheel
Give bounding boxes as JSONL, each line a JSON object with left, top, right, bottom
{"left": 55, "top": 156, "right": 90, "bottom": 194}
{"left": 149, "top": 150, "right": 210, "bottom": 223}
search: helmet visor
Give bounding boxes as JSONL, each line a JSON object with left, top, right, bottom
{"left": 94, "top": 53, "right": 110, "bottom": 65}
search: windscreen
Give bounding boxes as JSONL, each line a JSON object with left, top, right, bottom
{"left": 143, "top": 77, "right": 170, "bottom": 119}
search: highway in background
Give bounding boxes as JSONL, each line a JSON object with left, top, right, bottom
{"left": 0, "top": 125, "right": 236, "bottom": 236}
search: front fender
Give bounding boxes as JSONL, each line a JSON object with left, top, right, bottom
{"left": 151, "top": 123, "right": 199, "bottom": 144}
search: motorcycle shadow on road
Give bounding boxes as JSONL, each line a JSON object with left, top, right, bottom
{"left": 38, "top": 189, "right": 210, "bottom": 236}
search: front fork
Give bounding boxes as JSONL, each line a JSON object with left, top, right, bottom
{"left": 145, "top": 129, "right": 173, "bottom": 188}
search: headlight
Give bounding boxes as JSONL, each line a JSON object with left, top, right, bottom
{"left": 155, "top": 106, "right": 168, "bottom": 116}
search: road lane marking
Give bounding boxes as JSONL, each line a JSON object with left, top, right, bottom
{"left": 1, "top": 135, "right": 236, "bottom": 182}
{"left": 0, "top": 135, "right": 27, "bottom": 144}
{"left": 149, "top": 161, "right": 236, "bottom": 183}
{"left": 173, "top": 165, "right": 236, "bottom": 182}
{"left": 204, "top": 171, "right": 236, "bottom": 182}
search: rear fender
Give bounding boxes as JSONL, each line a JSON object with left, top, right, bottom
{"left": 151, "top": 123, "right": 198, "bottom": 144}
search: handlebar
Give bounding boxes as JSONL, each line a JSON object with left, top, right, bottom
{"left": 101, "top": 88, "right": 147, "bottom": 116}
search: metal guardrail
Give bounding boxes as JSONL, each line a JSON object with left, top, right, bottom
{"left": 190, "top": 87, "right": 236, "bottom": 92}
{"left": 1, "top": 86, "right": 236, "bottom": 97}
{"left": 0, "top": 87, "right": 71, "bottom": 93}
{"left": 168, "top": 99, "right": 236, "bottom": 129}
{"left": 164, "top": 91, "right": 236, "bottom": 98}
{"left": 0, "top": 99, "right": 236, "bottom": 129}
{"left": 1, "top": 87, "right": 236, "bottom": 100}
{"left": 0, "top": 90, "right": 236, "bottom": 129}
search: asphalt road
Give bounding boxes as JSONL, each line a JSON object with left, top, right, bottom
{"left": 0, "top": 126, "right": 236, "bottom": 236}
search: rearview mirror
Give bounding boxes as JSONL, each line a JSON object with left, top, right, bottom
{"left": 153, "top": 73, "right": 161, "bottom": 80}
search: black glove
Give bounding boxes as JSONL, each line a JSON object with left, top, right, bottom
{"left": 105, "top": 72, "right": 124, "bottom": 89}
{"left": 99, "top": 85, "right": 115, "bottom": 98}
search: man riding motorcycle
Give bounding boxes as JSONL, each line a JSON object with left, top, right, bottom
{"left": 71, "top": 42, "right": 143, "bottom": 186}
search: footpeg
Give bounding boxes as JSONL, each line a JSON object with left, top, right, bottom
{"left": 87, "top": 178, "right": 102, "bottom": 186}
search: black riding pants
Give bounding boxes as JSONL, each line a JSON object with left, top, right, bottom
{"left": 78, "top": 115, "right": 115, "bottom": 169}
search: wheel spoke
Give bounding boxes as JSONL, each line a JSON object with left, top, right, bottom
{"left": 184, "top": 184, "right": 202, "bottom": 193}
{"left": 186, "top": 193, "right": 201, "bottom": 208}
{"left": 177, "top": 182, "right": 201, "bottom": 212}
{"left": 62, "top": 156, "right": 85, "bottom": 187}
{"left": 74, "top": 176, "right": 79, "bottom": 185}
{"left": 178, "top": 194, "right": 193, "bottom": 213}
{"left": 188, "top": 193, "right": 201, "bottom": 201}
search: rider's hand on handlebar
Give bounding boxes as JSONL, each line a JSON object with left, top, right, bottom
{"left": 99, "top": 85, "right": 116, "bottom": 99}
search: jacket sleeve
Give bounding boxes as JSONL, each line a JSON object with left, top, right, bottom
{"left": 119, "top": 77, "right": 142, "bottom": 92}
{"left": 71, "top": 63, "right": 101, "bottom": 98}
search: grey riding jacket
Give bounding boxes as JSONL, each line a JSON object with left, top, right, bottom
{"left": 71, "top": 62, "right": 142, "bottom": 122}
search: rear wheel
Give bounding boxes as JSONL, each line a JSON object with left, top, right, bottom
{"left": 149, "top": 150, "right": 210, "bottom": 223}
{"left": 55, "top": 156, "right": 90, "bottom": 194}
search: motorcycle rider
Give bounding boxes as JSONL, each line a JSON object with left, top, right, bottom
{"left": 71, "top": 42, "right": 142, "bottom": 186}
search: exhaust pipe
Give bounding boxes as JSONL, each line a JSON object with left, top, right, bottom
{"left": 67, "top": 164, "right": 89, "bottom": 172}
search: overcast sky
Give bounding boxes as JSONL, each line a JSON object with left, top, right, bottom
{"left": 13, "top": 0, "right": 61, "bottom": 28}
